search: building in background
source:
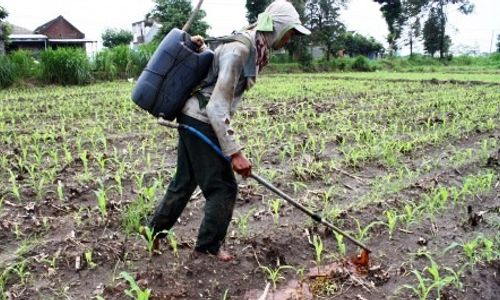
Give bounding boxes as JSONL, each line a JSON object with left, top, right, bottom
{"left": 132, "top": 19, "right": 161, "bottom": 48}
{"left": 7, "top": 15, "right": 96, "bottom": 53}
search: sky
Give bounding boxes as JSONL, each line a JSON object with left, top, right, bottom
{"left": 2, "top": 0, "right": 499, "bottom": 55}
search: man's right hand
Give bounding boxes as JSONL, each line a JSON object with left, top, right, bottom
{"left": 231, "top": 151, "right": 252, "bottom": 178}
{"left": 190, "top": 35, "right": 207, "bottom": 52}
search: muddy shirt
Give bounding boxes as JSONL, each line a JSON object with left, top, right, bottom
{"left": 182, "top": 31, "right": 257, "bottom": 157}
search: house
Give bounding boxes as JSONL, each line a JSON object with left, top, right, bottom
{"left": 132, "top": 19, "right": 161, "bottom": 47}
{"left": 8, "top": 24, "right": 47, "bottom": 52}
{"left": 7, "top": 15, "right": 96, "bottom": 53}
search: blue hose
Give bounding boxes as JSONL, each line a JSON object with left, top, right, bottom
{"left": 178, "top": 124, "right": 232, "bottom": 162}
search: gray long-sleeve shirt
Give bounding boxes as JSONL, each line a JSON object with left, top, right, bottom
{"left": 181, "top": 31, "right": 256, "bottom": 157}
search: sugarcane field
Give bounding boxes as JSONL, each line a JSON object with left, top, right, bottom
{"left": 1, "top": 0, "right": 499, "bottom": 300}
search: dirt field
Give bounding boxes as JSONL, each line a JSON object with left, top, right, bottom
{"left": 0, "top": 72, "right": 499, "bottom": 299}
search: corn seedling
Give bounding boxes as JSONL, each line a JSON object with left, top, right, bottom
{"left": 139, "top": 226, "right": 168, "bottom": 256}
{"left": 13, "top": 222, "right": 24, "bottom": 240}
{"left": 57, "top": 180, "right": 65, "bottom": 202}
{"left": 259, "top": 265, "right": 294, "bottom": 289}
{"left": 94, "top": 184, "right": 108, "bottom": 218}
{"left": 222, "top": 289, "right": 229, "bottom": 300}
{"left": 167, "top": 230, "right": 179, "bottom": 257}
{"left": 384, "top": 209, "right": 398, "bottom": 239}
{"left": 403, "top": 253, "right": 462, "bottom": 300}
{"left": 84, "top": 250, "right": 97, "bottom": 269}
{"left": 290, "top": 181, "right": 307, "bottom": 194}
{"left": 41, "top": 254, "right": 58, "bottom": 271}
{"left": 79, "top": 149, "right": 91, "bottom": 181}
{"left": 95, "top": 152, "right": 107, "bottom": 175}
{"left": 334, "top": 232, "right": 346, "bottom": 256}
{"left": 234, "top": 208, "right": 255, "bottom": 238}
{"left": 120, "top": 271, "right": 151, "bottom": 300}
{"left": 312, "top": 235, "right": 324, "bottom": 269}
{"left": 8, "top": 170, "right": 21, "bottom": 201}
{"left": 352, "top": 218, "right": 383, "bottom": 243}
{"left": 268, "top": 198, "right": 283, "bottom": 225}
{"left": 401, "top": 202, "right": 419, "bottom": 228}
{"left": 35, "top": 177, "right": 46, "bottom": 201}
{"left": 7, "top": 260, "right": 30, "bottom": 285}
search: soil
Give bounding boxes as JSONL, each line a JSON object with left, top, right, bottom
{"left": 1, "top": 83, "right": 499, "bottom": 299}
{"left": 2, "top": 131, "right": 498, "bottom": 300}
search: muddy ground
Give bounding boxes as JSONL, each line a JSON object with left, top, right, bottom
{"left": 1, "top": 76, "right": 499, "bottom": 299}
{"left": 1, "top": 125, "right": 498, "bottom": 299}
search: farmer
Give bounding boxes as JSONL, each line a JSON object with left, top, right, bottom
{"left": 148, "top": 0, "right": 310, "bottom": 261}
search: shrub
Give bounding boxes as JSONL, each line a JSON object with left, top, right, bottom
{"left": 9, "top": 50, "right": 37, "bottom": 78}
{"left": 451, "top": 55, "right": 474, "bottom": 65}
{"left": 93, "top": 44, "right": 154, "bottom": 80}
{"left": 0, "top": 55, "right": 15, "bottom": 88}
{"left": 93, "top": 49, "right": 117, "bottom": 81}
{"left": 350, "top": 56, "right": 373, "bottom": 72}
{"left": 270, "top": 53, "right": 292, "bottom": 64}
{"left": 128, "top": 42, "right": 158, "bottom": 78}
{"left": 329, "top": 58, "right": 349, "bottom": 71}
{"left": 40, "top": 47, "right": 92, "bottom": 85}
{"left": 110, "top": 45, "right": 132, "bottom": 77}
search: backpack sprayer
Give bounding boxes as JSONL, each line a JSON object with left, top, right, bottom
{"left": 131, "top": 1, "right": 212, "bottom": 120}
{"left": 131, "top": 0, "right": 372, "bottom": 265}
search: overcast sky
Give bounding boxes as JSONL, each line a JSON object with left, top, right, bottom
{"left": 2, "top": 0, "right": 499, "bottom": 54}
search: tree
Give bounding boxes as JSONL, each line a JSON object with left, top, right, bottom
{"left": 496, "top": 34, "right": 500, "bottom": 53}
{"left": 0, "top": 5, "right": 8, "bottom": 55}
{"left": 411, "top": 0, "right": 474, "bottom": 58}
{"left": 306, "top": 0, "right": 346, "bottom": 61}
{"left": 373, "top": 0, "right": 406, "bottom": 55}
{"left": 101, "top": 29, "right": 133, "bottom": 48}
{"left": 246, "top": 0, "right": 271, "bottom": 23}
{"left": 338, "top": 32, "right": 384, "bottom": 57}
{"left": 151, "top": 0, "right": 210, "bottom": 40}
{"left": 422, "top": 7, "right": 450, "bottom": 57}
{"left": 405, "top": 16, "right": 421, "bottom": 56}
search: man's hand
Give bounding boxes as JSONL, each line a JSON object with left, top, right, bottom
{"left": 190, "top": 35, "right": 207, "bottom": 52}
{"left": 231, "top": 151, "right": 252, "bottom": 178}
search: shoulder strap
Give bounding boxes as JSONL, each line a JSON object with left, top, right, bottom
{"left": 205, "top": 33, "right": 257, "bottom": 77}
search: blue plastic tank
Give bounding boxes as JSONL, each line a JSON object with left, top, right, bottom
{"left": 131, "top": 28, "right": 214, "bottom": 120}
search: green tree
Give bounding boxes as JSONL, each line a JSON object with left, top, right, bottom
{"left": 411, "top": 0, "right": 474, "bottom": 58}
{"left": 151, "top": 0, "right": 209, "bottom": 39}
{"left": 306, "top": 0, "right": 346, "bottom": 61}
{"left": 0, "top": 5, "right": 9, "bottom": 55}
{"left": 102, "top": 29, "right": 133, "bottom": 48}
{"left": 246, "top": 0, "right": 271, "bottom": 23}
{"left": 339, "top": 32, "right": 384, "bottom": 57}
{"left": 496, "top": 34, "right": 500, "bottom": 53}
{"left": 373, "top": 0, "right": 406, "bottom": 55}
{"left": 405, "top": 16, "right": 421, "bottom": 56}
{"left": 422, "top": 7, "right": 450, "bottom": 57}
